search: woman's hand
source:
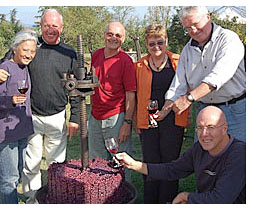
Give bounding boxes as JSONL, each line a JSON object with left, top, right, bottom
{"left": 12, "top": 94, "right": 26, "bottom": 105}
{"left": 0, "top": 69, "right": 10, "bottom": 83}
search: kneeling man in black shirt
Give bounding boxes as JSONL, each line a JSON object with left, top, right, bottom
{"left": 116, "top": 105, "right": 246, "bottom": 204}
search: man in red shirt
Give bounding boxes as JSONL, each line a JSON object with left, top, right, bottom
{"left": 88, "top": 22, "right": 136, "bottom": 182}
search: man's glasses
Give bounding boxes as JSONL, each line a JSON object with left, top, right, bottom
{"left": 106, "top": 32, "right": 123, "bottom": 39}
{"left": 148, "top": 40, "right": 165, "bottom": 48}
{"left": 42, "top": 24, "right": 61, "bottom": 30}
{"left": 184, "top": 15, "right": 205, "bottom": 32}
{"left": 196, "top": 123, "right": 226, "bottom": 132}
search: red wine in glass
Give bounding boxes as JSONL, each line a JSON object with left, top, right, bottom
{"left": 104, "top": 137, "right": 122, "bottom": 168}
{"left": 105, "top": 137, "right": 119, "bottom": 154}
{"left": 148, "top": 100, "right": 159, "bottom": 128}
{"left": 108, "top": 148, "right": 119, "bottom": 154}
{"left": 18, "top": 87, "right": 28, "bottom": 94}
{"left": 17, "top": 80, "right": 28, "bottom": 105}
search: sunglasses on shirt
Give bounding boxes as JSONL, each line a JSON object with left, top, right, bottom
{"left": 148, "top": 40, "right": 165, "bottom": 47}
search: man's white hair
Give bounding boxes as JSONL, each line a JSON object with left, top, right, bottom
{"left": 41, "top": 8, "right": 63, "bottom": 25}
{"left": 179, "top": 6, "right": 209, "bottom": 20}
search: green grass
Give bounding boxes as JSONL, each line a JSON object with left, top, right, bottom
{"left": 18, "top": 103, "right": 197, "bottom": 204}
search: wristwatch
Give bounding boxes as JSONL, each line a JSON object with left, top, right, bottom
{"left": 123, "top": 119, "right": 132, "bottom": 125}
{"left": 187, "top": 93, "right": 195, "bottom": 103}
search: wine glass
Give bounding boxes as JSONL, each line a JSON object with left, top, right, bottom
{"left": 17, "top": 79, "right": 29, "bottom": 105}
{"left": 104, "top": 137, "right": 122, "bottom": 168}
{"left": 147, "top": 100, "right": 159, "bottom": 128}
{"left": 105, "top": 137, "right": 119, "bottom": 155}
{"left": 148, "top": 100, "right": 158, "bottom": 113}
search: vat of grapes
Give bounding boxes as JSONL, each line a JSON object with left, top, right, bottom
{"left": 35, "top": 181, "right": 137, "bottom": 204}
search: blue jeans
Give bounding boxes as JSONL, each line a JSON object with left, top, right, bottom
{"left": 0, "top": 138, "right": 27, "bottom": 204}
{"left": 195, "top": 98, "right": 246, "bottom": 142}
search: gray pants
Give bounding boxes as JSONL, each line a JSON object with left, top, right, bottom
{"left": 88, "top": 112, "right": 133, "bottom": 182}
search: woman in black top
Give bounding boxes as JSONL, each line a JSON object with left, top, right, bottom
{"left": 134, "top": 24, "right": 191, "bottom": 203}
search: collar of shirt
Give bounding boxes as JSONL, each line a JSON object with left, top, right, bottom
{"left": 41, "top": 36, "right": 61, "bottom": 46}
{"left": 209, "top": 135, "right": 234, "bottom": 158}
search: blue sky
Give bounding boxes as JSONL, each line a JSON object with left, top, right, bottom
{"left": 0, "top": 6, "right": 39, "bottom": 26}
{"left": 0, "top": 6, "right": 149, "bottom": 26}
{"left": 0, "top": 6, "right": 224, "bottom": 27}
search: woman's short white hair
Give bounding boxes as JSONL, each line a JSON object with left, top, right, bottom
{"left": 179, "top": 6, "right": 209, "bottom": 20}
{"left": 11, "top": 30, "right": 38, "bottom": 50}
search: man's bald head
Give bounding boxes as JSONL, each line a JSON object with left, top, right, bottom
{"left": 196, "top": 106, "right": 229, "bottom": 155}
{"left": 104, "top": 21, "right": 126, "bottom": 54}
{"left": 197, "top": 106, "right": 227, "bottom": 126}
{"left": 105, "top": 22, "right": 125, "bottom": 35}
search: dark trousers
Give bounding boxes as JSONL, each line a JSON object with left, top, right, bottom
{"left": 141, "top": 119, "right": 184, "bottom": 204}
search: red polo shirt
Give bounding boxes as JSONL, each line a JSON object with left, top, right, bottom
{"left": 91, "top": 48, "right": 136, "bottom": 120}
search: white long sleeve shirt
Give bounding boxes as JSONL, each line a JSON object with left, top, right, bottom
{"left": 165, "top": 23, "right": 246, "bottom": 104}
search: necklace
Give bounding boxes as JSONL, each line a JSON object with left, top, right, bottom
{"left": 150, "top": 55, "right": 167, "bottom": 71}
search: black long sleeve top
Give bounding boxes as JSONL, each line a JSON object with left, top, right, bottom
{"left": 28, "top": 37, "right": 79, "bottom": 124}
{"left": 147, "top": 137, "right": 246, "bottom": 204}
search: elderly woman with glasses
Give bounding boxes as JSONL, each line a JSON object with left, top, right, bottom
{"left": 0, "top": 30, "right": 37, "bottom": 204}
{"left": 133, "top": 23, "right": 191, "bottom": 203}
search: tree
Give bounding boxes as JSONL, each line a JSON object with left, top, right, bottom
{"left": 61, "top": 6, "right": 113, "bottom": 51}
{"left": 167, "top": 8, "right": 190, "bottom": 54}
{"left": 38, "top": 6, "right": 113, "bottom": 53}
{"left": 144, "top": 6, "right": 173, "bottom": 29}
{"left": 0, "top": 9, "right": 23, "bottom": 58}
{"left": 210, "top": 12, "right": 246, "bottom": 44}
{"left": 9, "top": 9, "right": 23, "bottom": 33}
{"left": 132, "top": 6, "right": 177, "bottom": 54}
{"left": 110, "top": 6, "right": 135, "bottom": 24}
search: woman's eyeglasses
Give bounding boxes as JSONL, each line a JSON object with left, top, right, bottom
{"left": 148, "top": 40, "right": 165, "bottom": 48}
